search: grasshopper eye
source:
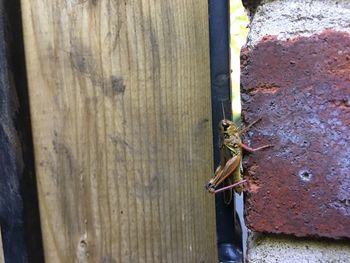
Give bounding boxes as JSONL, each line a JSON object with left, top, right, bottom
{"left": 222, "top": 122, "right": 230, "bottom": 128}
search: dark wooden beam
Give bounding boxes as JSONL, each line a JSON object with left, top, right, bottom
{"left": 0, "top": 1, "right": 44, "bottom": 262}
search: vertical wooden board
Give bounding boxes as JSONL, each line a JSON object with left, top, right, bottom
{"left": 21, "top": 0, "right": 217, "bottom": 262}
{"left": 0, "top": 228, "right": 3, "bottom": 263}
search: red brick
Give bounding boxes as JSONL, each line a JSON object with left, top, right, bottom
{"left": 241, "top": 30, "right": 350, "bottom": 239}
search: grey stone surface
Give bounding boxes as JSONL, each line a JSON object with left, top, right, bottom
{"left": 247, "top": 0, "right": 350, "bottom": 47}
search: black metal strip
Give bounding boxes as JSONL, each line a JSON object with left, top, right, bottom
{"left": 208, "top": 1, "right": 243, "bottom": 262}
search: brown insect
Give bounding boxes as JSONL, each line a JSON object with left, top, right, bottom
{"left": 206, "top": 110, "right": 273, "bottom": 204}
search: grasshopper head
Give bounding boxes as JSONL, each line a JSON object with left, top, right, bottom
{"left": 219, "top": 119, "right": 238, "bottom": 133}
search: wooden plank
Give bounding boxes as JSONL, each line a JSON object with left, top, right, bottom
{"left": 2, "top": 1, "right": 45, "bottom": 262}
{"left": 21, "top": 0, "right": 217, "bottom": 262}
{"left": 0, "top": 228, "right": 4, "bottom": 263}
{"left": 0, "top": 1, "right": 35, "bottom": 261}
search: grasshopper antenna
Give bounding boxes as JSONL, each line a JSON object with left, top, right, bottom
{"left": 221, "top": 101, "right": 226, "bottom": 120}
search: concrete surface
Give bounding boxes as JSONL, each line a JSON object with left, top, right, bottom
{"left": 246, "top": 0, "right": 350, "bottom": 47}
{"left": 247, "top": 233, "right": 350, "bottom": 263}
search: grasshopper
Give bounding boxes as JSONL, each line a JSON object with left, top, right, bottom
{"left": 206, "top": 112, "right": 273, "bottom": 204}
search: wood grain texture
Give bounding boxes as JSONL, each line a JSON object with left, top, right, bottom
{"left": 21, "top": 0, "right": 216, "bottom": 262}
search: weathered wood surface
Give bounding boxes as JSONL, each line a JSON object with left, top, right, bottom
{"left": 21, "top": 0, "right": 216, "bottom": 262}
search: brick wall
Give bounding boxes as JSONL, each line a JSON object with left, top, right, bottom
{"left": 241, "top": 0, "right": 350, "bottom": 261}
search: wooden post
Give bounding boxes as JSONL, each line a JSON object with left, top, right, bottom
{"left": 21, "top": 0, "right": 217, "bottom": 262}
{"left": 0, "top": 228, "right": 3, "bottom": 263}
